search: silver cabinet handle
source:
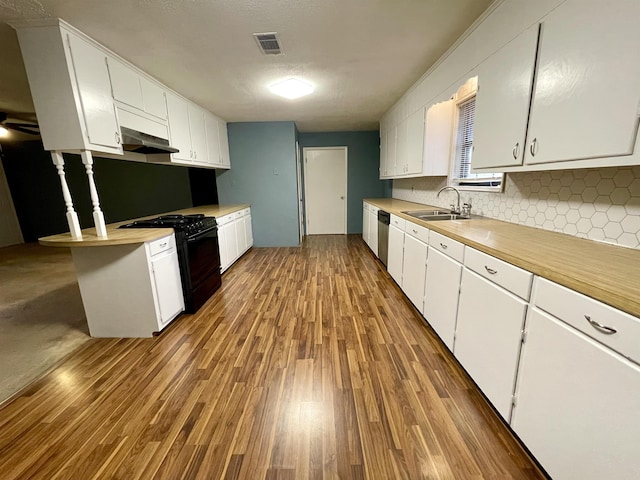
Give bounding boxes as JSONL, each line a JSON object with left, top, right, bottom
{"left": 190, "top": 150, "right": 193, "bottom": 158}
{"left": 412, "top": 229, "right": 418, "bottom": 234}
{"left": 485, "top": 265, "right": 497, "bottom": 275}
{"left": 440, "top": 242, "right": 448, "bottom": 249}
{"left": 512, "top": 142, "right": 519, "bottom": 159}
{"left": 529, "top": 138, "right": 538, "bottom": 156}
{"left": 585, "top": 315, "right": 617, "bottom": 335}
{"left": 159, "top": 242, "right": 167, "bottom": 247}
{"left": 115, "top": 131, "right": 120, "bottom": 144}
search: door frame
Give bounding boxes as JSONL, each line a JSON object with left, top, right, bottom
{"left": 295, "top": 141, "right": 304, "bottom": 243}
{"left": 302, "top": 146, "right": 348, "bottom": 235}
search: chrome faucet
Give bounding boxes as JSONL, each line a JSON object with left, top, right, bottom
{"left": 437, "top": 186, "right": 461, "bottom": 214}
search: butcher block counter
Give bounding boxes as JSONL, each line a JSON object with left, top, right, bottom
{"left": 365, "top": 198, "right": 640, "bottom": 318}
{"left": 38, "top": 204, "right": 250, "bottom": 247}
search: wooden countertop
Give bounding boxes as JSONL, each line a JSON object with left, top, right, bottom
{"left": 365, "top": 198, "right": 640, "bottom": 318}
{"left": 38, "top": 204, "right": 250, "bottom": 248}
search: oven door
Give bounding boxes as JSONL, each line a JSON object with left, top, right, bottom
{"left": 185, "top": 227, "right": 221, "bottom": 312}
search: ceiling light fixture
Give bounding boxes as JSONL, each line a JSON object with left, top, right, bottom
{"left": 269, "top": 78, "right": 314, "bottom": 100}
{"left": 0, "top": 125, "right": 8, "bottom": 137}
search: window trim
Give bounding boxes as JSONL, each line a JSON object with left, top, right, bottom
{"left": 449, "top": 77, "right": 504, "bottom": 193}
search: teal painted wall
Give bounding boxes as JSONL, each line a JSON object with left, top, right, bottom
{"left": 298, "top": 131, "right": 391, "bottom": 234}
{"left": 216, "top": 122, "right": 300, "bottom": 247}
{"left": 2, "top": 140, "right": 193, "bottom": 242}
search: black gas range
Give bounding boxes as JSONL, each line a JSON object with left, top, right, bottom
{"left": 120, "top": 214, "right": 222, "bottom": 313}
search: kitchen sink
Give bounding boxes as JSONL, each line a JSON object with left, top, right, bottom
{"left": 402, "top": 210, "right": 471, "bottom": 221}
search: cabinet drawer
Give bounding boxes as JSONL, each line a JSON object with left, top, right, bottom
{"left": 464, "top": 247, "right": 532, "bottom": 299}
{"left": 429, "top": 231, "right": 464, "bottom": 263}
{"left": 534, "top": 277, "right": 640, "bottom": 363}
{"left": 217, "top": 214, "right": 234, "bottom": 225}
{"left": 242, "top": 208, "right": 250, "bottom": 216}
{"left": 405, "top": 221, "right": 429, "bottom": 244}
{"left": 234, "top": 211, "right": 244, "bottom": 219}
{"left": 390, "top": 214, "right": 406, "bottom": 231}
{"left": 370, "top": 205, "right": 379, "bottom": 215}
{"left": 363, "top": 202, "right": 370, "bottom": 211}
{"left": 148, "top": 234, "right": 175, "bottom": 256}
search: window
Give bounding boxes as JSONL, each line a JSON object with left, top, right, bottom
{"left": 450, "top": 78, "right": 503, "bottom": 191}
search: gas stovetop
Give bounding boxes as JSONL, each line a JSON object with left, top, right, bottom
{"left": 119, "top": 214, "right": 217, "bottom": 237}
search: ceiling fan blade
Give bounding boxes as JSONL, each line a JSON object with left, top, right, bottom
{"left": 6, "top": 124, "right": 40, "bottom": 136}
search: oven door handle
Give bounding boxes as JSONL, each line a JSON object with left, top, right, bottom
{"left": 186, "top": 227, "right": 218, "bottom": 243}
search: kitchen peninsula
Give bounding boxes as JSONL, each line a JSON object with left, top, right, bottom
{"left": 39, "top": 204, "right": 251, "bottom": 338}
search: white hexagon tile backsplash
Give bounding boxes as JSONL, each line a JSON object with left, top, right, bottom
{"left": 393, "top": 166, "right": 640, "bottom": 249}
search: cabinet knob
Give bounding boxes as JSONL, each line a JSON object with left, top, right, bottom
{"left": 529, "top": 138, "right": 538, "bottom": 157}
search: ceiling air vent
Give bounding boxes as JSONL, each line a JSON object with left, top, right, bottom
{"left": 253, "top": 32, "right": 282, "bottom": 55}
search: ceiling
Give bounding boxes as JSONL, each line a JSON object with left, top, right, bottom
{"left": 0, "top": 0, "right": 493, "bottom": 133}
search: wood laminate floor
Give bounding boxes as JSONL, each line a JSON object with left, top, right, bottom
{"left": 0, "top": 235, "right": 544, "bottom": 479}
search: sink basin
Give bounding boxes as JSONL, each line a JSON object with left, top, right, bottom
{"left": 402, "top": 210, "right": 471, "bottom": 221}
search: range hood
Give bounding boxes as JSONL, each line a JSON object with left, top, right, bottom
{"left": 120, "top": 126, "right": 179, "bottom": 154}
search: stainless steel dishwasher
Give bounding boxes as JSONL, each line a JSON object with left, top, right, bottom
{"left": 377, "top": 210, "right": 390, "bottom": 266}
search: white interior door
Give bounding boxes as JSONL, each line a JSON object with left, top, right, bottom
{"left": 304, "top": 147, "right": 347, "bottom": 235}
{"left": 0, "top": 159, "right": 23, "bottom": 247}
{"left": 295, "top": 141, "right": 304, "bottom": 242}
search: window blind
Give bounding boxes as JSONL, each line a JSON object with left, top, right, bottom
{"left": 453, "top": 96, "right": 502, "bottom": 186}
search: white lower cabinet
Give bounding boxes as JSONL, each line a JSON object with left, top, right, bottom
{"left": 218, "top": 208, "right": 252, "bottom": 273}
{"left": 454, "top": 268, "right": 528, "bottom": 421}
{"left": 368, "top": 206, "right": 379, "bottom": 256}
{"left": 423, "top": 248, "right": 462, "bottom": 351}
{"left": 401, "top": 228, "right": 429, "bottom": 311}
{"left": 512, "top": 307, "right": 640, "bottom": 480}
{"left": 72, "top": 233, "right": 184, "bottom": 337}
{"left": 362, "top": 203, "right": 370, "bottom": 246}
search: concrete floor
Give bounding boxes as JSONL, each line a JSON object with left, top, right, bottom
{"left": 0, "top": 243, "right": 90, "bottom": 404}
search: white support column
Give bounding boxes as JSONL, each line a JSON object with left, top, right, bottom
{"left": 80, "top": 150, "right": 108, "bottom": 238}
{"left": 51, "top": 151, "right": 83, "bottom": 240}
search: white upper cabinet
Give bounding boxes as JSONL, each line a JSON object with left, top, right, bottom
{"left": 524, "top": 0, "right": 640, "bottom": 165}
{"left": 473, "top": 26, "right": 539, "bottom": 169}
{"left": 106, "top": 57, "right": 144, "bottom": 110}
{"left": 385, "top": 127, "right": 397, "bottom": 178}
{"left": 405, "top": 108, "right": 426, "bottom": 175}
{"left": 66, "top": 32, "right": 122, "bottom": 151}
{"left": 14, "top": 19, "right": 229, "bottom": 169}
{"left": 205, "top": 112, "right": 221, "bottom": 167}
{"left": 187, "top": 104, "right": 207, "bottom": 163}
{"left": 140, "top": 77, "right": 167, "bottom": 120}
{"left": 423, "top": 100, "right": 454, "bottom": 176}
{"left": 217, "top": 117, "right": 231, "bottom": 169}
{"left": 165, "top": 91, "right": 193, "bottom": 162}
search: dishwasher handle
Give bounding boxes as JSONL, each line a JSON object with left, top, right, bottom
{"left": 377, "top": 210, "right": 390, "bottom": 224}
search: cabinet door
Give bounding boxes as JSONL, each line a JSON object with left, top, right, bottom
{"left": 472, "top": 26, "right": 538, "bottom": 169}
{"left": 387, "top": 225, "right": 404, "bottom": 285}
{"left": 395, "top": 119, "right": 408, "bottom": 175}
{"left": 234, "top": 217, "right": 247, "bottom": 255}
{"left": 165, "top": 92, "right": 192, "bottom": 162}
{"left": 368, "top": 210, "right": 378, "bottom": 256}
{"left": 244, "top": 213, "right": 253, "bottom": 248}
{"left": 525, "top": 0, "right": 640, "bottom": 165}
{"left": 188, "top": 104, "right": 208, "bottom": 164}
{"left": 401, "top": 234, "right": 428, "bottom": 310}
{"left": 151, "top": 252, "right": 184, "bottom": 327}
{"left": 512, "top": 308, "right": 640, "bottom": 480}
{"left": 140, "top": 77, "right": 167, "bottom": 120}
{"left": 66, "top": 33, "right": 120, "bottom": 149}
{"left": 424, "top": 100, "right": 455, "bottom": 175}
{"left": 226, "top": 218, "right": 239, "bottom": 263}
{"left": 362, "top": 205, "right": 370, "bottom": 245}
{"left": 106, "top": 57, "right": 143, "bottom": 110}
{"left": 386, "top": 127, "right": 397, "bottom": 177}
{"left": 424, "top": 248, "right": 462, "bottom": 351}
{"left": 218, "top": 223, "right": 231, "bottom": 272}
{"left": 218, "top": 118, "right": 231, "bottom": 168}
{"left": 454, "top": 269, "right": 527, "bottom": 420}
{"left": 379, "top": 130, "right": 388, "bottom": 178}
{"left": 205, "top": 112, "right": 221, "bottom": 166}
{"left": 405, "top": 108, "right": 425, "bottom": 175}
